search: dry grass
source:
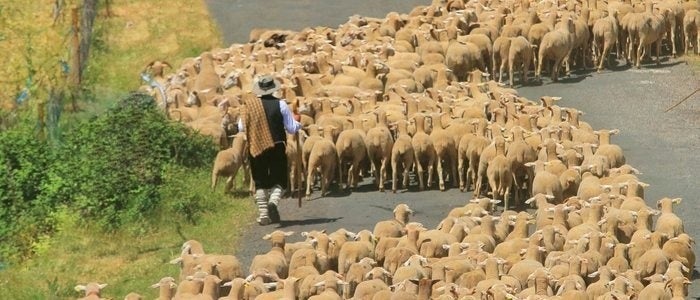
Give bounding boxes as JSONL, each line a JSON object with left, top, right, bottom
{"left": 0, "top": 0, "right": 221, "bottom": 114}
{"left": 0, "top": 1, "right": 258, "bottom": 299}
{"left": 0, "top": 170, "right": 256, "bottom": 299}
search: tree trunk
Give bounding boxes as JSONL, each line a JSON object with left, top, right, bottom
{"left": 79, "top": 0, "right": 98, "bottom": 76}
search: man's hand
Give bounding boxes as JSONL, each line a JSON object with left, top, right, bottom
{"left": 293, "top": 113, "right": 301, "bottom": 122}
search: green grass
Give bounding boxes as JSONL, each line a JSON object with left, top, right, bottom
{"left": 0, "top": 169, "right": 255, "bottom": 299}
{"left": 0, "top": 1, "right": 257, "bottom": 299}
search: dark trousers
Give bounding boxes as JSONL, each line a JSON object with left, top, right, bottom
{"left": 249, "top": 143, "right": 288, "bottom": 190}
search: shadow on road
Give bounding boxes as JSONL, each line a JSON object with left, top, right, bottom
{"left": 276, "top": 217, "right": 343, "bottom": 228}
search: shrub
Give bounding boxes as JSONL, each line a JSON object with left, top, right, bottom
{"left": 42, "top": 93, "right": 217, "bottom": 230}
{"left": 0, "top": 124, "right": 56, "bottom": 261}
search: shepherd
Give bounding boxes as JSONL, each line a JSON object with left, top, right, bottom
{"left": 238, "top": 75, "right": 301, "bottom": 225}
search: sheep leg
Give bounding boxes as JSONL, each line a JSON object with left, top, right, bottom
{"left": 450, "top": 152, "right": 458, "bottom": 188}
{"left": 437, "top": 158, "right": 446, "bottom": 191}
{"left": 305, "top": 161, "right": 316, "bottom": 201}
{"left": 403, "top": 155, "right": 413, "bottom": 190}
{"left": 508, "top": 59, "right": 515, "bottom": 88}
{"left": 392, "top": 156, "right": 399, "bottom": 193}
{"left": 427, "top": 158, "right": 435, "bottom": 189}
{"left": 655, "top": 40, "right": 661, "bottom": 66}
{"left": 211, "top": 171, "right": 219, "bottom": 190}
{"left": 225, "top": 168, "right": 236, "bottom": 193}
{"left": 416, "top": 160, "right": 426, "bottom": 191}
{"left": 458, "top": 155, "right": 466, "bottom": 192}
{"left": 536, "top": 51, "right": 544, "bottom": 81}
{"left": 379, "top": 157, "right": 388, "bottom": 192}
{"left": 351, "top": 160, "right": 361, "bottom": 189}
{"left": 671, "top": 25, "right": 677, "bottom": 57}
{"left": 499, "top": 59, "right": 507, "bottom": 83}
{"left": 551, "top": 58, "right": 559, "bottom": 82}
{"left": 599, "top": 41, "right": 609, "bottom": 72}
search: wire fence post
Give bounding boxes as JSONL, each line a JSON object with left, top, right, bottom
{"left": 69, "top": 6, "right": 80, "bottom": 112}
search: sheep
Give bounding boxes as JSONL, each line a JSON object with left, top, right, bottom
{"left": 638, "top": 274, "right": 672, "bottom": 299}
{"left": 607, "top": 242, "right": 632, "bottom": 273}
{"left": 373, "top": 203, "right": 413, "bottom": 238}
{"left": 249, "top": 230, "right": 294, "bottom": 278}
{"left": 390, "top": 120, "right": 415, "bottom": 193}
{"left": 586, "top": 266, "right": 616, "bottom": 299}
{"left": 592, "top": 10, "right": 620, "bottom": 72}
{"left": 508, "top": 244, "right": 547, "bottom": 288}
{"left": 666, "top": 276, "right": 691, "bottom": 299}
{"left": 594, "top": 129, "right": 625, "bottom": 168}
{"left": 74, "top": 282, "right": 108, "bottom": 300}
{"left": 525, "top": 161, "right": 563, "bottom": 203}
{"left": 429, "top": 112, "right": 459, "bottom": 191}
{"left": 242, "top": 269, "right": 278, "bottom": 300}
{"left": 464, "top": 121, "right": 490, "bottom": 192}
{"left": 684, "top": 9, "right": 700, "bottom": 55}
{"left": 305, "top": 126, "right": 339, "bottom": 200}
{"left": 411, "top": 113, "right": 437, "bottom": 190}
{"left": 288, "top": 245, "right": 330, "bottom": 275}
{"left": 633, "top": 232, "right": 670, "bottom": 280}
{"left": 655, "top": 197, "right": 685, "bottom": 238}
{"left": 445, "top": 39, "right": 484, "bottom": 82}
{"left": 507, "top": 36, "right": 535, "bottom": 87}
{"left": 492, "top": 36, "right": 513, "bottom": 83}
{"left": 174, "top": 271, "right": 207, "bottom": 298}
{"left": 335, "top": 122, "right": 367, "bottom": 190}
{"left": 337, "top": 230, "right": 376, "bottom": 276}
{"left": 219, "top": 278, "right": 245, "bottom": 300}
{"left": 486, "top": 136, "right": 513, "bottom": 209}
{"left": 256, "top": 276, "right": 301, "bottom": 300}
{"left": 199, "top": 274, "right": 222, "bottom": 299}
{"left": 308, "top": 278, "right": 344, "bottom": 300}
{"left": 661, "top": 233, "right": 695, "bottom": 279}
{"left": 123, "top": 292, "right": 143, "bottom": 300}
{"left": 634, "top": 6, "right": 670, "bottom": 68}
{"left": 536, "top": 17, "right": 576, "bottom": 82}
{"left": 364, "top": 109, "right": 394, "bottom": 192}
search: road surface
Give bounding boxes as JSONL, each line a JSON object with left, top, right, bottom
{"left": 204, "top": 0, "right": 700, "bottom": 297}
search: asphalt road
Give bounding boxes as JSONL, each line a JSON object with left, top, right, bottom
{"left": 205, "top": 0, "right": 700, "bottom": 297}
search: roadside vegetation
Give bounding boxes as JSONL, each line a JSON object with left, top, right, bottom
{"left": 0, "top": 1, "right": 253, "bottom": 298}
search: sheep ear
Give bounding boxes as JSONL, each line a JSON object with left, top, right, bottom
{"left": 150, "top": 283, "right": 160, "bottom": 289}
{"left": 74, "top": 285, "right": 87, "bottom": 292}
{"left": 301, "top": 232, "right": 309, "bottom": 237}
{"left": 169, "top": 257, "right": 183, "bottom": 265}
{"left": 284, "top": 231, "right": 295, "bottom": 237}
{"left": 442, "top": 244, "right": 451, "bottom": 250}
{"left": 313, "top": 281, "right": 325, "bottom": 288}
{"left": 262, "top": 234, "right": 272, "bottom": 240}
{"left": 672, "top": 198, "right": 682, "bottom": 204}
{"left": 98, "top": 283, "right": 108, "bottom": 290}
{"left": 588, "top": 271, "right": 599, "bottom": 278}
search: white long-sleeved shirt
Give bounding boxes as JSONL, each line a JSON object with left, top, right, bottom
{"left": 237, "top": 99, "right": 302, "bottom": 134}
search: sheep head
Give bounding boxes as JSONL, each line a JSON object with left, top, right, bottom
{"left": 262, "top": 230, "right": 295, "bottom": 249}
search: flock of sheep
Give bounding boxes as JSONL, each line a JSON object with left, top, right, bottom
{"left": 75, "top": 0, "right": 700, "bottom": 299}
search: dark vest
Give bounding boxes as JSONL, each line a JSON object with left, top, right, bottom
{"left": 260, "top": 95, "right": 286, "bottom": 143}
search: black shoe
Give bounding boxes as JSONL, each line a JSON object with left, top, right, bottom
{"left": 268, "top": 202, "right": 280, "bottom": 224}
{"left": 256, "top": 216, "right": 271, "bottom": 226}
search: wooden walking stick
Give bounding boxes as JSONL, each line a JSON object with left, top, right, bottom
{"left": 296, "top": 131, "right": 303, "bottom": 208}
{"left": 291, "top": 98, "right": 304, "bottom": 207}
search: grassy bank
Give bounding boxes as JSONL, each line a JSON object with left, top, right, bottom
{"left": 0, "top": 0, "right": 256, "bottom": 299}
{"left": 0, "top": 173, "right": 255, "bottom": 299}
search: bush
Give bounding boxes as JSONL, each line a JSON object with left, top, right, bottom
{"left": 0, "top": 125, "right": 56, "bottom": 261}
{"left": 43, "top": 93, "right": 217, "bottom": 230}
{"left": 0, "top": 92, "right": 219, "bottom": 262}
